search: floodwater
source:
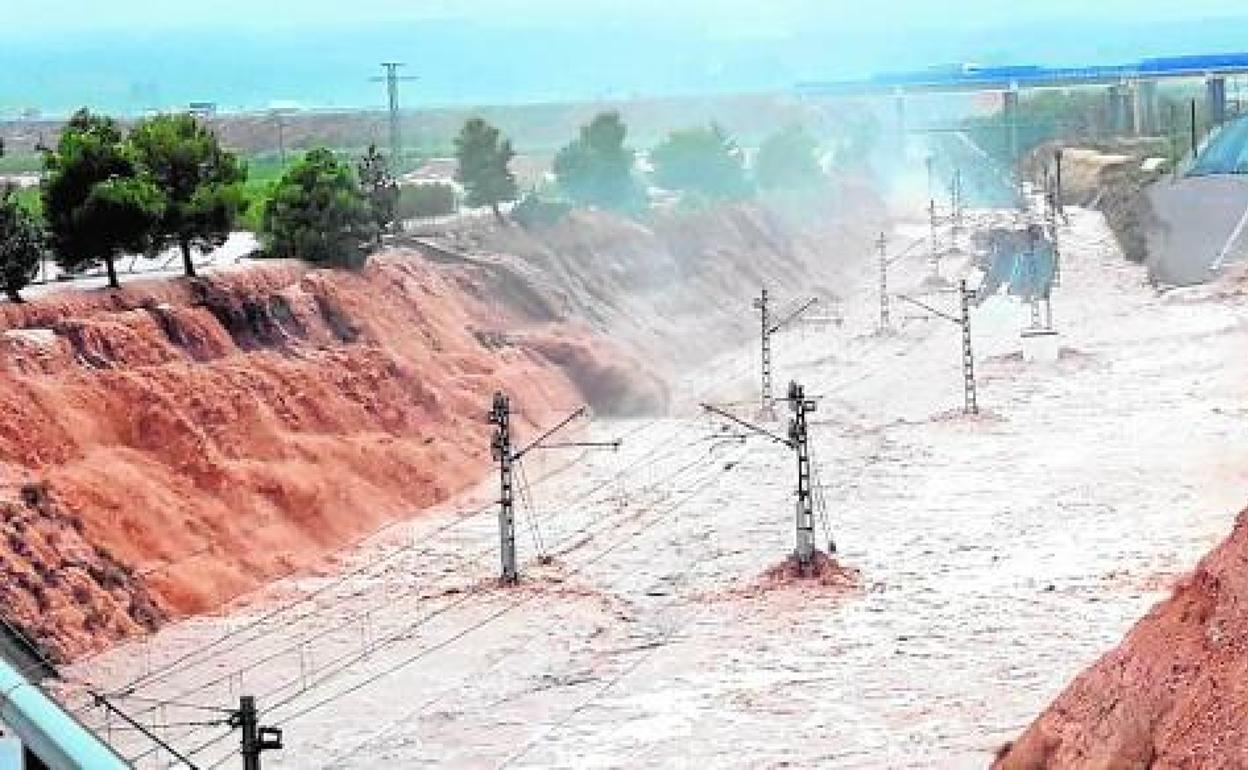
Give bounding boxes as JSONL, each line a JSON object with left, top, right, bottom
{"left": 63, "top": 206, "right": 1248, "bottom": 769}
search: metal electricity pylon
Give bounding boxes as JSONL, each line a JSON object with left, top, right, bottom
{"left": 701, "top": 380, "right": 826, "bottom": 573}
{"left": 488, "top": 393, "right": 621, "bottom": 583}
{"left": 877, "top": 232, "right": 890, "bottom": 332}
{"left": 233, "top": 696, "right": 283, "bottom": 770}
{"left": 753, "top": 288, "right": 819, "bottom": 419}
{"left": 895, "top": 280, "right": 981, "bottom": 415}
{"left": 370, "top": 62, "right": 418, "bottom": 166}
{"left": 949, "top": 168, "right": 964, "bottom": 252}
{"left": 753, "top": 288, "right": 774, "bottom": 417}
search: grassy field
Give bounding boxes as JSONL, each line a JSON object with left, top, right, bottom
{"left": 0, "top": 152, "right": 42, "bottom": 175}
{"left": 10, "top": 187, "right": 40, "bottom": 218}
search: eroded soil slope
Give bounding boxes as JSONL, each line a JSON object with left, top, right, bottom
{"left": 0, "top": 255, "right": 656, "bottom": 661}
{"left": 0, "top": 198, "right": 881, "bottom": 663}
{"left": 994, "top": 506, "right": 1248, "bottom": 770}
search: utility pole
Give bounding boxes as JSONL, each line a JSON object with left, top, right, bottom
{"left": 928, "top": 198, "right": 941, "bottom": 277}
{"left": 1051, "top": 223, "right": 1063, "bottom": 287}
{"left": 1191, "top": 98, "right": 1199, "bottom": 161}
{"left": 787, "top": 381, "right": 818, "bottom": 570}
{"left": 270, "top": 111, "right": 288, "bottom": 167}
{"left": 489, "top": 393, "right": 620, "bottom": 583}
{"left": 232, "top": 695, "right": 283, "bottom": 770}
{"left": 960, "top": 280, "right": 979, "bottom": 416}
{"left": 489, "top": 392, "right": 518, "bottom": 583}
{"left": 702, "top": 380, "right": 828, "bottom": 575}
{"left": 371, "top": 62, "right": 418, "bottom": 168}
{"left": 753, "top": 288, "right": 774, "bottom": 418}
{"left": 752, "top": 291, "right": 819, "bottom": 420}
{"left": 895, "top": 282, "right": 980, "bottom": 415}
{"left": 950, "top": 168, "right": 964, "bottom": 251}
{"left": 877, "top": 232, "right": 890, "bottom": 332}
{"left": 1054, "top": 148, "right": 1064, "bottom": 216}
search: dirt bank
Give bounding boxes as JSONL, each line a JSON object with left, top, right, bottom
{"left": 0, "top": 255, "right": 655, "bottom": 661}
{"left": 415, "top": 180, "right": 886, "bottom": 372}
{"left": 993, "top": 504, "right": 1248, "bottom": 770}
{"left": 1023, "top": 142, "right": 1165, "bottom": 269}
{"left": 1, "top": 195, "right": 882, "bottom": 663}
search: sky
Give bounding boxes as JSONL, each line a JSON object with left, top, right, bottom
{"left": 7, "top": 0, "right": 1248, "bottom": 32}
{"left": 5, "top": 1, "right": 1248, "bottom": 115}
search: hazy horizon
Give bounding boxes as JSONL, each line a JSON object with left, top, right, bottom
{"left": 4, "top": 3, "right": 1248, "bottom": 117}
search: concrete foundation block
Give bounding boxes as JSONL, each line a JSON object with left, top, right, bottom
{"left": 1021, "top": 328, "right": 1060, "bottom": 363}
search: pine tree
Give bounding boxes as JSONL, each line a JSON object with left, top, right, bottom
{"left": 453, "top": 119, "right": 518, "bottom": 223}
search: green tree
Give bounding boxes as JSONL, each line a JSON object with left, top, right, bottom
{"left": 454, "top": 118, "right": 518, "bottom": 223}
{"left": 129, "top": 113, "right": 247, "bottom": 278}
{"left": 41, "top": 109, "right": 162, "bottom": 289}
{"left": 553, "top": 112, "right": 646, "bottom": 213}
{"left": 650, "top": 124, "right": 751, "bottom": 201}
{"left": 0, "top": 186, "right": 45, "bottom": 303}
{"left": 357, "top": 144, "right": 399, "bottom": 238}
{"left": 755, "top": 125, "right": 825, "bottom": 191}
{"left": 261, "top": 147, "right": 377, "bottom": 269}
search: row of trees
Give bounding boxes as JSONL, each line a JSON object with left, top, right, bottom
{"left": 0, "top": 110, "right": 403, "bottom": 300}
{"left": 0, "top": 108, "right": 829, "bottom": 301}
{"left": 450, "top": 111, "right": 829, "bottom": 224}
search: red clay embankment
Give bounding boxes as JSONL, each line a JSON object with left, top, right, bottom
{"left": 0, "top": 193, "right": 883, "bottom": 663}
{"left": 0, "top": 254, "right": 661, "bottom": 661}
{"left": 994, "top": 506, "right": 1248, "bottom": 770}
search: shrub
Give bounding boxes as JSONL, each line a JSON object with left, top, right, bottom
{"left": 395, "top": 183, "right": 458, "bottom": 220}
{"left": 511, "top": 192, "right": 571, "bottom": 229}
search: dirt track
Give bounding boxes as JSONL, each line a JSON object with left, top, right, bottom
{"left": 61, "top": 206, "right": 1248, "bottom": 769}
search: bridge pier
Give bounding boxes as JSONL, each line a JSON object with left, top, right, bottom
{"left": 1003, "top": 88, "right": 1019, "bottom": 163}
{"left": 1134, "top": 80, "right": 1160, "bottom": 136}
{"left": 1207, "top": 76, "right": 1228, "bottom": 126}
{"left": 1108, "top": 84, "right": 1135, "bottom": 136}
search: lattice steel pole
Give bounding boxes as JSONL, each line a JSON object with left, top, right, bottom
{"left": 960, "top": 280, "right": 979, "bottom": 416}
{"left": 787, "top": 381, "right": 817, "bottom": 571}
{"left": 877, "top": 232, "right": 890, "bottom": 332}
{"left": 950, "top": 169, "right": 963, "bottom": 252}
{"left": 489, "top": 392, "right": 517, "bottom": 583}
{"left": 753, "top": 288, "right": 774, "bottom": 417}
{"left": 1052, "top": 225, "right": 1063, "bottom": 287}
{"left": 233, "top": 696, "right": 282, "bottom": 770}
{"left": 1027, "top": 227, "right": 1042, "bottom": 329}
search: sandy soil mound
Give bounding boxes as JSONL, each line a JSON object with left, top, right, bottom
{"left": 994, "top": 507, "right": 1248, "bottom": 770}
{"left": 0, "top": 255, "right": 657, "bottom": 661}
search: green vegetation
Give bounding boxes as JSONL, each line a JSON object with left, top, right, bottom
{"left": 0, "top": 99, "right": 856, "bottom": 298}
{"left": 261, "top": 147, "right": 376, "bottom": 269}
{"left": 0, "top": 152, "right": 43, "bottom": 176}
{"left": 11, "top": 187, "right": 41, "bottom": 219}
{"left": 454, "top": 118, "right": 519, "bottom": 223}
{"left": 755, "top": 125, "right": 825, "bottom": 191}
{"left": 650, "top": 124, "right": 750, "bottom": 201}
{"left": 963, "top": 90, "right": 1107, "bottom": 165}
{"left": 553, "top": 112, "right": 647, "bottom": 214}
{"left": 396, "top": 183, "right": 458, "bottom": 220}
{"left": 357, "top": 144, "right": 399, "bottom": 237}
{"left": 0, "top": 186, "right": 45, "bottom": 303}
{"left": 129, "top": 113, "right": 247, "bottom": 278}
{"left": 512, "top": 191, "right": 571, "bottom": 229}
{"left": 42, "top": 109, "right": 163, "bottom": 289}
